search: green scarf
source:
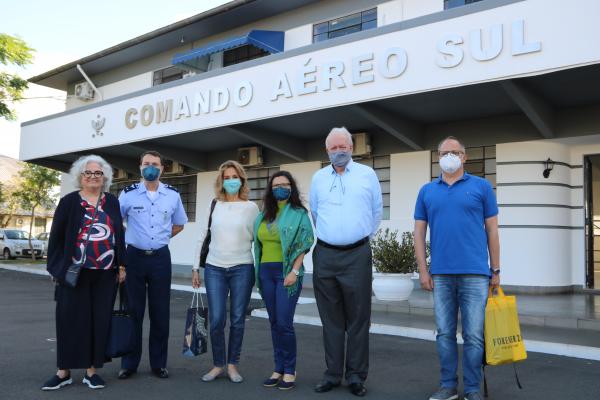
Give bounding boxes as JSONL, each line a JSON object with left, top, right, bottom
{"left": 253, "top": 203, "right": 315, "bottom": 296}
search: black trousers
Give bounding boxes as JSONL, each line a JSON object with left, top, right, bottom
{"left": 312, "top": 241, "right": 372, "bottom": 384}
{"left": 56, "top": 268, "right": 117, "bottom": 369}
{"left": 122, "top": 245, "right": 172, "bottom": 371}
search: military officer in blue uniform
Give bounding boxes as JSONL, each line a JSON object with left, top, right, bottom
{"left": 118, "top": 151, "right": 188, "bottom": 380}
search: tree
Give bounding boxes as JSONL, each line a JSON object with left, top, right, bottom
{"left": 0, "top": 33, "right": 34, "bottom": 121}
{"left": 0, "top": 182, "right": 19, "bottom": 228}
{"left": 12, "top": 163, "right": 59, "bottom": 259}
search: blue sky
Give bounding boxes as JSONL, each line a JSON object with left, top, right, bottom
{"left": 0, "top": 0, "right": 229, "bottom": 158}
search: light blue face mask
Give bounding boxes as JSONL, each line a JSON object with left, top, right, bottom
{"left": 223, "top": 178, "right": 242, "bottom": 194}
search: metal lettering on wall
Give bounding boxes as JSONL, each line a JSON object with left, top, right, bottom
{"left": 123, "top": 19, "right": 541, "bottom": 130}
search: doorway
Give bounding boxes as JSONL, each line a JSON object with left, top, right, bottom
{"left": 584, "top": 155, "right": 600, "bottom": 289}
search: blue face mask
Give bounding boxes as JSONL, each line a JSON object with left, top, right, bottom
{"left": 272, "top": 187, "right": 291, "bottom": 201}
{"left": 223, "top": 178, "right": 242, "bottom": 194}
{"left": 141, "top": 165, "right": 160, "bottom": 181}
{"left": 328, "top": 150, "right": 352, "bottom": 168}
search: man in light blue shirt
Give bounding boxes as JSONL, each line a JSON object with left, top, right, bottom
{"left": 310, "top": 127, "right": 382, "bottom": 397}
{"left": 118, "top": 151, "right": 187, "bottom": 380}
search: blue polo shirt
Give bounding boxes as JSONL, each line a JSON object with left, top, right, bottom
{"left": 414, "top": 173, "right": 498, "bottom": 276}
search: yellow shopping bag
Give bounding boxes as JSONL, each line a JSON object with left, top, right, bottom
{"left": 484, "top": 287, "right": 527, "bottom": 366}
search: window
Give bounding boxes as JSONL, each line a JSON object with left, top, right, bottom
{"left": 110, "top": 175, "right": 197, "bottom": 222}
{"left": 431, "top": 145, "right": 496, "bottom": 188}
{"left": 246, "top": 166, "right": 280, "bottom": 209}
{"left": 223, "top": 45, "right": 270, "bottom": 67}
{"left": 444, "top": 0, "right": 484, "bottom": 10}
{"left": 321, "top": 155, "right": 391, "bottom": 220}
{"left": 152, "top": 66, "right": 184, "bottom": 86}
{"left": 313, "top": 8, "right": 377, "bottom": 43}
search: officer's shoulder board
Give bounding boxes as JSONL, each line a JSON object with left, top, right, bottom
{"left": 164, "top": 184, "right": 179, "bottom": 193}
{"left": 123, "top": 183, "right": 139, "bottom": 193}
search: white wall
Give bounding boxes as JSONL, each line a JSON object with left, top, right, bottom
{"left": 169, "top": 171, "right": 215, "bottom": 266}
{"left": 378, "top": 0, "right": 443, "bottom": 26}
{"left": 496, "top": 140, "right": 581, "bottom": 287}
{"left": 386, "top": 151, "right": 431, "bottom": 235}
{"left": 67, "top": 72, "right": 153, "bottom": 110}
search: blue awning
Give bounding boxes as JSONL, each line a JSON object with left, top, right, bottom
{"left": 172, "top": 30, "right": 284, "bottom": 72}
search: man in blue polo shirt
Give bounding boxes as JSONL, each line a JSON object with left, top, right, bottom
{"left": 414, "top": 136, "right": 500, "bottom": 400}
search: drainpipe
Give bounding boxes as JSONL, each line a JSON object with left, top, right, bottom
{"left": 76, "top": 64, "right": 103, "bottom": 101}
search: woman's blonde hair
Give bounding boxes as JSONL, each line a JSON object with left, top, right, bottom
{"left": 214, "top": 160, "right": 250, "bottom": 201}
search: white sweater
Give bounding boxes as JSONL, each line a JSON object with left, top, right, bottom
{"left": 194, "top": 200, "right": 259, "bottom": 268}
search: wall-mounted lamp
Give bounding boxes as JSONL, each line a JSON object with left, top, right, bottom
{"left": 180, "top": 36, "right": 186, "bottom": 44}
{"left": 542, "top": 157, "right": 555, "bottom": 178}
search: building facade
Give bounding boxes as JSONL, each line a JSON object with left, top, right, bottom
{"left": 20, "top": 0, "right": 600, "bottom": 292}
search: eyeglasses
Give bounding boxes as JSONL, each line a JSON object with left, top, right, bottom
{"left": 272, "top": 183, "right": 291, "bottom": 189}
{"left": 439, "top": 150, "right": 464, "bottom": 157}
{"left": 82, "top": 170, "right": 104, "bottom": 178}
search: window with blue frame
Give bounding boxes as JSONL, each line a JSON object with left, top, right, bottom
{"left": 313, "top": 8, "right": 377, "bottom": 43}
{"left": 444, "top": 0, "right": 484, "bottom": 10}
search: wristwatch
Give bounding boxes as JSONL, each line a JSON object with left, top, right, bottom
{"left": 490, "top": 268, "right": 500, "bottom": 275}
{"left": 291, "top": 269, "right": 300, "bottom": 276}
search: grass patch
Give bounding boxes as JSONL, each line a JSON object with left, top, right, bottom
{"left": 0, "top": 258, "right": 47, "bottom": 265}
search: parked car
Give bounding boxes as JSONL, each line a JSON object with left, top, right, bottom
{"left": 36, "top": 232, "right": 50, "bottom": 258}
{"left": 0, "top": 229, "right": 44, "bottom": 259}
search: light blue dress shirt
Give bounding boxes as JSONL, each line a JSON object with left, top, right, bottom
{"left": 309, "top": 159, "right": 383, "bottom": 246}
{"left": 119, "top": 181, "right": 188, "bottom": 250}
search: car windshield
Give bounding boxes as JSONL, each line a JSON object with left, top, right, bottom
{"left": 5, "top": 230, "right": 31, "bottom": 240}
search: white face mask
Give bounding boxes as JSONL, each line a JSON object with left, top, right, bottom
{"left": 439, "top": 153, "right": 462, "bottom": 174}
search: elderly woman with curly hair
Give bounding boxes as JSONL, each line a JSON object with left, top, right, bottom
{"left": 42, "top": 155, "right": 126, "bottom": 391}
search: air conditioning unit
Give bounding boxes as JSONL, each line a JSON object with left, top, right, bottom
{"left": 352, "top": 132, "right": 372, "bottom": 156}
{"left": 163, "top": 161, "right": 184, "bottom": 175}
{"left": 113, "top": 169, "right": 128, "bottom": 180}
{"left": 237, "top": 146, "right": 263, "bottom": 167}
{"left": 74, "top": 82, "right": 94, "bottom": 101}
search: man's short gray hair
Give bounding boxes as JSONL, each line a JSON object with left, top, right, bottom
{"left": 437, "top": 136, "right": 466, "bottom": 152}
{"left": 325, "top": 127, "right": 353, "bottom": 149}
{"left": 69, "top": 154, "right": 113, "bottom": 192}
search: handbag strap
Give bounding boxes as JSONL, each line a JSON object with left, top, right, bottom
{"left": 80, "top": 194, "right": 103, "bottom": 260}
{"left": 117, "top": 283, "right": 128, "bottom": 311}
{"left": 190, "top": 288, "right": 205, "bottom": 308}
{"left": 207, "top": 198, "right": 217, "bottom": 231}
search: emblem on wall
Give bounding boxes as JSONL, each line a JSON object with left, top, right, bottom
{"left": 91, "top": 114, "right": 105, "bottom": 138}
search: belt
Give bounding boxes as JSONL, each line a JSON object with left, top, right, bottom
{"left": 317, "top": 236, "right": 369, "bottom": 251}
{"left": 128, "top": 245, "right": 167, "bottom": 256}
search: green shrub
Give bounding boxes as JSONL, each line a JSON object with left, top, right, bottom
{"left": 371, "top": 229, "right": 429, "bottom": 274}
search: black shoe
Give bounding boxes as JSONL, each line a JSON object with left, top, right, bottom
{"left": 349, "top": 383, "right": 367, "bottom": 397}
{"left": 278, "top": 380, "right": 296, "bottom": 390}
{"left": 314, "top": 380, "right": 340, "bottom": 393}
{"left": 263, "top": 377, "right": 281, "bottom": 387}
{"left": 118, "top": 369, "right": 136, "bottom": 379}
{"left": 41, "top": 374, "right": 72, "bottom": 391}
{"left": 152, "top": 368, "right": 169, "bottom": 379}
{"left": 82, "top": 374, "right": 106, "bottom": 389}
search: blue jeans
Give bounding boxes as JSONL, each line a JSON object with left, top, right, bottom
{"left": 204, "top": 263, "right": 254, "bottom": 367}
{"left": 433, "top": 274, "right": 489, "bottom": 394}
{"left": 259, "top": 262, "right": 302, "bottom": 375}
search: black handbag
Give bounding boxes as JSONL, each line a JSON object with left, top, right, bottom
{"left": 106, "top": 284, "right": 135, "bottom": 358}
{"left": 64, "top": 195, "right": 102, "bottom": 288}
{"left": 198, "top": 199, "right": 217, "bottom": 268}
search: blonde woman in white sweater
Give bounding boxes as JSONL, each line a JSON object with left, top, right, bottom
{"left": 192, "top": 160, "right": 259, "bottom": 383}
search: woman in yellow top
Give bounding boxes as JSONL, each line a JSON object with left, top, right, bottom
{"left": 253, "top": 171, "right": 314, "bottom": 390}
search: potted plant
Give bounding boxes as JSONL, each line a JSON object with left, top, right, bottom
{"left": 371, "top": 228, "right": 426, "bottom": 301}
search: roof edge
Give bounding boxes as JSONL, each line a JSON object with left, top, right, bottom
{"left": 28, "top": 0, "right": 256, "bottom": 85}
